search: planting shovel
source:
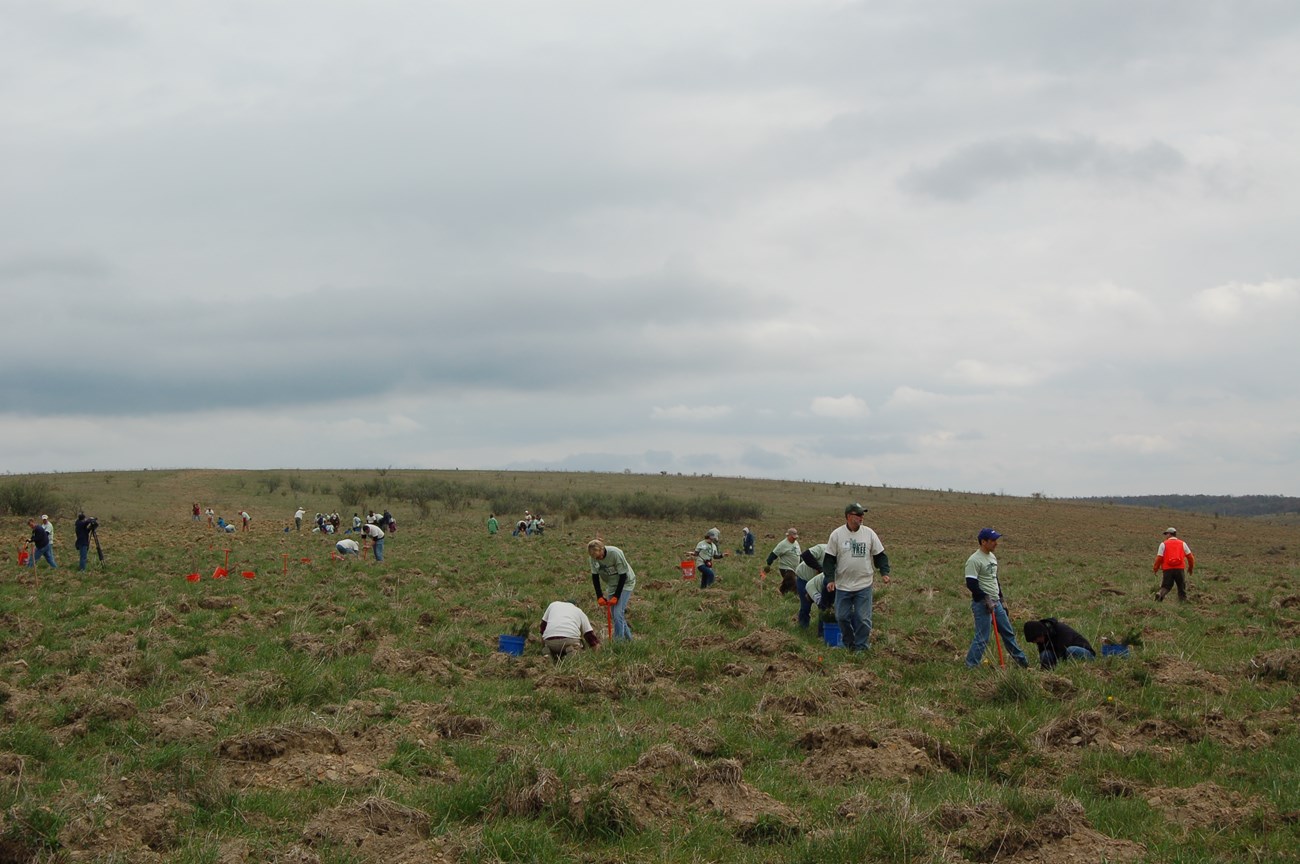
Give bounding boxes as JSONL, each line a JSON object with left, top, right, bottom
{"left": 990, "top": 607, "right": 1005, "bottom": 668}
{"left": 598, "top": 597, "right": 613, "bottom": 640}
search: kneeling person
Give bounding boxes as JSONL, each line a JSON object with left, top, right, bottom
{"left": 1023, "top": 618, "right": 1096, "bottom": 670}
{"left": 540, "top": 600, "right": 600, "bottom": 659}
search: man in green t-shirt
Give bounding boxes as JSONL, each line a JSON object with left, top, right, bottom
{"left": 487, "top": 514, "right": 499, "bottom": 535}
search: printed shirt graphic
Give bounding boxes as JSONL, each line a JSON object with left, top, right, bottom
{"left": 826, "top": 525, "right": 884, "bottom": 592}
{"left": 965, "top": 549, "right": 999, "bottom": 598}
{"left": 694, "top": 540, "right": 719, "bottom": 568}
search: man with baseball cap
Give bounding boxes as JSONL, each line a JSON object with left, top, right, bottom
{"left": 1153, "top": 527, "right": 1194, "bottom": 602}
{"left": 822, "top": 503, "right": 891, "bottom": 652}
{"left": 965, "top": 528, "right": 1029, "bottom": 669}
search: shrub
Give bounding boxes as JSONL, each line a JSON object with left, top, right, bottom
{"left": 0, "top": 478, "right": 63, "bottom": 517}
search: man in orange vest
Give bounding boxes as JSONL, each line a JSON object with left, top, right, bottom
{"left": 1153, "top": 527, "right": 1195, "bottom": 602}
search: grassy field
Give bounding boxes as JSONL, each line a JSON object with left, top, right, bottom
{"left": 1, "top": 469, "right": 1297, "bottom": 863}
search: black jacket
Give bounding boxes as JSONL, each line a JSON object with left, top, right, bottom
{"left": 1029, "top": 618, "right": 1094, "bottom": 669}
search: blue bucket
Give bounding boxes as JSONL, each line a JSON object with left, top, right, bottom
{"left": 1101, "top": 643, "right": 1130, "bottom": 658}
{"left": 822, "top": 622, "right": 842, "bottom": 648}
{"left": 498, "top": 634, "right": 526, "bottom": 656}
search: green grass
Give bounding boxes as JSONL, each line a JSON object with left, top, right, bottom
{"left": 0, "top": 468, "right": 1297, "bottom": 861}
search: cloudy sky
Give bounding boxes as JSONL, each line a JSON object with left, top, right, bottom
{"left": 3, "top": 1, "right": 1298, "bottom": 497}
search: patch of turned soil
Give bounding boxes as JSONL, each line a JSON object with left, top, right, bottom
{"left": 1146, "top": 656, "right": 1230, "bottom": 693}
{"left": 798, "top": 723, "right": 938, "bottom": 782}
{"left": 567, "top": 744, "right": 799, "bottom": 840}
{"left": 302, "top": 796, "right": 450, "bottom": 863}
{"left": 1144, "top": 781, "right": 1276, "bottom": 832}
{"left": 1249, "top": 648, "right": 1300, "bottom": 682}
{"left": 933, "top": 796, "right": 1146, "bottom": 863}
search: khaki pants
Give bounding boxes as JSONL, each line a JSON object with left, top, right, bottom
{"left": 544, "top": 636, "right": 583, "bottom": 658}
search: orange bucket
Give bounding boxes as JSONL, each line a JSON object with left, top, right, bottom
{"left": 680, "top": 559, "right": 695, "bottom": 581}
{"left": 241, "top": 571, "right": 256, "bottom": 579}
{"left": 18, "top": 551, "right": 29, "bottom": 566}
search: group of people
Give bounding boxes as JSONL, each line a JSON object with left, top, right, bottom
{"left": 554, "top": 503, "right": 1182, "bottom": 670}
{"left": 503, "top": 511, "right": 545, "bottom": 537}
{"left": 22, "top": 513, "right": 99, "bottom": 571}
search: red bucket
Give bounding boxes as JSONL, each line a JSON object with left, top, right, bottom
{"left": 212, "top": 566, "right": 228, "bottom": 579}
{"left": 680, "top": 559, "right": 695, "bottom": 581}
{"left": 18, "top": 551, "right": 29, "bottom": 566}
{"left": 186, "top": 573, "right": 201, "bottom": 582}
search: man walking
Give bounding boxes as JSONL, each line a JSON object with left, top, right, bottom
{"left": 1153, "top": 527, "right": 1194, "bottom": 602}
{"left": 74, "top": 513, "right": 96, "bottom": 571}
{"left": 822, "top": 503, "right": 890, "bottom": 652}
{"left": 763, "top": 528, "right": 802, "bottom": 595}
{"left": 964, "top": 528, "right": 1029, "bottom": 669}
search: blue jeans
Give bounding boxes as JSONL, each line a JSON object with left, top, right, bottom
{"left": 834, "top": 586, "right": 874, "bottom": 651}
{"left": 372, "top": 538, "right": 384, "bottom": 562}
{"left": 78, "top": 545, "right": 89, "bottom": 570}
{"left": 966, "top": 601, "right": 1029, "bottom": 668}
{"left": 28, "top": 545, "right": 56, "bottom": 568}
{"left": 611, "top": 590, "right": 633, "bottom": 640}
{"left": 698, "top": 564, "right": 715, "bottom": 589}
{"left": 1039, "top": 645, "right": 1095, "bottom": 669}
{"left": 796, "top": 577, "right": 812, "bottom": 628}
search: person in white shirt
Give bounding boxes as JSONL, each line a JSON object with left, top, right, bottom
{"left": 539, "top": 600, "right": 600, "bottom": 659}
{"left": 336, "top": 538, "right": 361, "bottom": 557}
{"left": 822, "top": 503, "right": 891, "bottom": 652}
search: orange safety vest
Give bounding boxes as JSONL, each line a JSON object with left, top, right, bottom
{"left": 1161, "top": 537, "right": 1187, "bottom": 569}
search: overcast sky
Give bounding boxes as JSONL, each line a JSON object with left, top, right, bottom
{"left": 3, "top": 1, "right": 1298, "bottom": 497}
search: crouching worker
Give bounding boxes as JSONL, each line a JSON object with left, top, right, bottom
{"left": 1023, "top": 618, "right": 1096, "bottom": 670}
{"left": 540, "top": 600, "right": 600, "bottom": 660}
{"left": 804, "top": 560, "right": 837, "bottom": 635}
{"left": 335, "top": 538, "right": 361, "bottom": 558}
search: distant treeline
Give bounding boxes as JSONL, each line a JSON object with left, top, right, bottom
{"left": 334, "top": 476, "right": 762, "bottom": 523}
{"left": 1076, "top": 494, "right": 1300, "bottom": 518}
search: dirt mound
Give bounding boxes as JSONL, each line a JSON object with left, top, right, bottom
{"left": 216, "top": 726, "right": 387, "bottom": 790}
{"left": 302, "top": 796, "right": 447, "bottom": 863}
{"left": 935, "top": 796, "right": 1145, "bottom": 863}
{"left": 151, "top": 715, "right": 217, "bottom": 744}
{"left": 59, "top": 793, "right": 190, "bottom": 862}
{"left": 733, "top": 627, "right": 797, "bottom": 656}
{"left": 569, "top": 745, "right": 799, "bottom": 840}
{"left": 499, "top": 765, "right": 563, "bottom": 816}
{"left": 1249, "top": 648, "right": 1300, "bottom": 681}
{"left": 759, "top": 691, "right": 827, "bottom": 716}
{"left": 371, "top": 645, "right": 456, "bottom": 680}
{"left": 219, "top": 726, "right": 344, "bottom": 762}
{"left": 1147, "top": 656, "right": 1229, "bottom": 693}
{"left": 1145, "top": 781, "right": 1274, "bottom": 831}
{"left": 799, "top": 724, "right": 936, "bottom": 782}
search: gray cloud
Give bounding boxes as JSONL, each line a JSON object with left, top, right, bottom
{"left": 901, "top": 135, "right": 1188, "bottom": 200}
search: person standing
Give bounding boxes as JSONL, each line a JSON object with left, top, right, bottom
{"left": 587, "top": 539, "right": 636, "bottom": 641}
{"left": 240, "top": 510, "right": 251, "bottom": 531}
{"left": 40, "top": 515, "right": 55, "bottom": 546}
{"left": 822, "top": 503, "right": 891, "bottom": 652}
{"left": 74, "top": 513, "right": 96, "bottom": 571}
{"left": 360, "top": 521, "right": 385, "bottom": 561}
{"left": 25, "top": 519, "right": 56, "bottom": 569}
{"left": 294, "top": 507, "right": 305, "bottom": 531}
{"left": 539, "top": 600, "right": 600, "bottom": 659}
{"left": 1022, "top": 618, "right": 1096, "bottom": 669}
{"left": 964, "top": 528, "right": 1029, "bottom": 669}
{"left": 694, "top": 528, "right": 724, "bottom": 589}
{"left": 487, "top": 513, "right": 499, "bottom": 535}
{"left": 764, "top": 528, "right": 802, "bottom": 594}
{"left": 741, "top": 527, "right": 756, "bottom": 555}
{"left": 192, "top": 502, "right": 201, "bottom": 522}
{"left": 1153, "top": 527, "right": 1194, "bottom": 602}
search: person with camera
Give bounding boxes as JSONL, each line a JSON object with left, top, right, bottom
{"left": 74, "top": 513, "right": 97, "bottom": 571}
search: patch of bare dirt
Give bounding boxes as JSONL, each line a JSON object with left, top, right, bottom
{"left": 733, "top": 627, "right": 797, "bottom": 656}
{"left": 1249, "top": 648, "right": 1300, "bottom": 681}
{"left": 302, "top": 796, "right": 449, "bottom": 863}
{"left": 1146, "top": 656, "right": 1229, "bottom": 693}
{"left": 934, "top": 796, "right": 1145, "bottom": 863}
{"left": 798, "top": 723, "right": 937, "bottom": 782}
{"left": 59, "top": 793, "right": 191, "bottom": 862}
{"left": 1144, "top": 781, "right": 1274, "bottom": 831}
{"left": 217, "top": 725, "right": 388, "bottom": 790}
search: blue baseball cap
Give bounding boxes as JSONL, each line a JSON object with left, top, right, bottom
{"left": 977, "top": 528, "right": 1002, "bottom": 542}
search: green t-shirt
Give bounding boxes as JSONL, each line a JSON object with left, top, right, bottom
{"left": 694, "top": 540, "right": 719, "bottom": 567}
{"left": 487, "top": 517, "right": 499, "bottom": 534}
{"left": 964, "top": 549, "right": 999, "bottom": 598}
{"left": 795, "top": 543, "right": 827, "bottom": 583}
{"left": 592, "top": 545, "right": 637, "bottom": 593}
{"left": 770, "top": 538, "right": 801, "bottom": 570}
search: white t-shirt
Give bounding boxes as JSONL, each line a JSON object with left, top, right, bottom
{"left": 541, "top": 601, "right": 595, "bottom": 641}
{"left": 336, "top": 539, "right": 360, "bottom": 554}
{"left": 362, "top": 523, "right": 385, "bottom": 540}
{"left": 540, "top": 600, "right": 595, "bottom": 639}
{"left": 294, "top": 509, "right": 305, "bottom": 520}
{"left": 826, "top": 524, "right": 885, "bottom": 592}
